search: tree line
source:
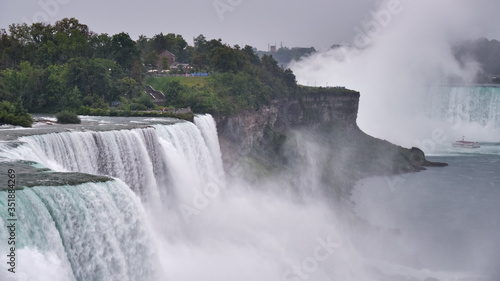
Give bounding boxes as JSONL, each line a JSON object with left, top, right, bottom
{"left": 257, "top": 46, "right": 316, "bottom": 67}
{"left": 0, "top": 18, "right": 302, "bottom": 125}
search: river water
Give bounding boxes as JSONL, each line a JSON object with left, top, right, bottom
{"left": 0, "top": 86, "right": 499, "bottom": 281}
{"left": 353, "top": 145, "right": 500, "bottom": 280}
{"left": 349, "top": 86, "right": 500, "bottom": 280}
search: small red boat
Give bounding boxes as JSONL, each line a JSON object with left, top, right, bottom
{"left": 452, "top": 137, "right": 480, "bottom": 148}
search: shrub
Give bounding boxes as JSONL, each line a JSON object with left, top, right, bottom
{"left": 133, "top": 92, "right": 154, "bottom": 109}
{"left": 130, "top": 103, "right": 147, "bottom": 111}
{"left": 0, "top": 100, "right": 33, "bottom": 127}
{"left": 109, "top": 108, "right": 119, "bottom": 116}
{"left": 56, "top": 110, "right": 81, "bottom": 124}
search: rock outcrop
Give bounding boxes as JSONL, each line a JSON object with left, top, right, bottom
{"left": 213, "top": 88, "right": 445, "bottom": 200}
{"left": 215, "top": 90, "right": 359, "bottom": 165}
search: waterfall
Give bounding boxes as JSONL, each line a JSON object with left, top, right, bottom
{"left": 0, "top": 114, "right": 362, "bottom": 280}
{"left": 357, "top": 85, "right": 500, "bottom": 152}
{"left": 194, "top": 114, "right": 224, "bottom": 178}
{"left": 3, "top": 116, "right": 225, "bottom": 202}
{"left": 426, "top": 86, "right": 500, "bottom": 131}
{"left": 0, "top": 115, "right": 225, "bottom": 280}
{"left": 0, "top": 180, "right": 158, "bottom": 281}
{"left": 5, "top": 128, "right": 164, "bottom": 203}
{"left": 152, "top": 116, "right": 226, "bottom": 223}
{"left": 414, "top": 86, "right": 500, "bottom": 154}
{"left": 1, "top": 114, "right": 417, "bottom": 280}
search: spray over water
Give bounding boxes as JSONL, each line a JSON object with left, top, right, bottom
{"left": 291, "top": 0, "right": 500, "bottom": 149}
{"left": 1, "top": 114, "right": 497, "bottom": 280}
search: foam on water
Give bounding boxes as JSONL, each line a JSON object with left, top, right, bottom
{"left": 1, "top": 114, "right": 493, "bottom": 280}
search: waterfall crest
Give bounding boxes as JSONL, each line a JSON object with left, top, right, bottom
{"left": 0, "top": 180, "right": 158, "bottom": 281}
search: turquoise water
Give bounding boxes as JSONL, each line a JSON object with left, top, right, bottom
{"left": 0, "top": 180, "right": 158, "bottom": 281}
{"left": 1, "top": 84, "right": 499, "bottom": 280}
{"left": 353, "top": 153, "right": 500, "bottom": 279}
{"left": 351, "top": 85, "right": 500, "bottom": 279}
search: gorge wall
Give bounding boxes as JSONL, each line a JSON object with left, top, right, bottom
{"left": 214, "top": 88, "right": 439, "bottom": 200}
{"left": 214, "top": 89, "right": 360, "bottom": 165}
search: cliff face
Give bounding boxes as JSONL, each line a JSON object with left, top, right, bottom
{"left": 213, "top": 88, "right": 442, "bottom": 200}
{"left": 215, "top": 90, "right": 360, "bottom": 165}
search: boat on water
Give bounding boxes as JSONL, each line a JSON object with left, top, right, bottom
{"left": 452, "top": 137, "right": 480, "bottom": 148}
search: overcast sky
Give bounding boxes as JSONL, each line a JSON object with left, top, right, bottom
{"left": 2, "top": 0, "right": 500, "bottom": 51}
{"left": 1, "top": 0, "right": 384, "bottom": 50}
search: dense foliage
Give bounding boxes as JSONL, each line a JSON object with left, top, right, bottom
{"left": 56, "top": 110, "right": 81, "bottom": 124}
{"left": 144, "top": 36, "right": 302, "bottom": 115}
{"left": 0, "top": 17, "right": 317, "bottom": 121}
{"left": 0, "top": 18, "right": 145, "bottom": 114}
{"left": 0, "top": 99, "right": 32, "bottom": 127}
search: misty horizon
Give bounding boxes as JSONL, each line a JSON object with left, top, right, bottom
{"left": 2, "top": 0, "right": 499, "bottom": 51}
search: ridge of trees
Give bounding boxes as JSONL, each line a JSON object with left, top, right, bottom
{"left": 0, "top": 18, "right": 352, "bottom": 125}
{"left": 257, "top": 46, "right": 316, "bottom": 67}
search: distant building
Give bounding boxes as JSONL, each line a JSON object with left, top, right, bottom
{"left": 270, "top": 45, "right": 277, "bottom": 52}
{"left": 158, "top": 50, "right": 176, "bottom": 68}
{"left": 175, "top": 63, "right": 193, "bottom": 70}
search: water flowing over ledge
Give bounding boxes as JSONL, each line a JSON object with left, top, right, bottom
{"left": 0, "top": 109, "right": 464, "bottom": 280}
{"left": 0, "top": 115, "right": 225, "bottom": 280}
{"left": 0, "top": 180, "right": 158, "bottom": 281}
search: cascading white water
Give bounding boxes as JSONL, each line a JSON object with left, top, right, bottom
{"left": 426, "top": 86, "right": 500, "bottom": 134}
{"left": 0, "top": 180, "right": 159, "bottom": 281}
{"left": 438, "top": 87, "right": 500, "bottom": 129}
{"left": 5, "top": 128, "right": 164, "bottom": 202}
{"left": 411, "top": 86, "right": 500, "bottom": 155}
{"left": 1, "top": 114, "right": 452, "bottom": 280}
{"left": 194, "top": 114, "right": 224, "bottom": 178}
{"left": 0, "top": 115, "right": 360, "bottom": 280}
{"left": 152, "top": 118, "right": 225, "bottom": 212}
{"left": 0, "top": 115, "right": 232, "bottom": 279}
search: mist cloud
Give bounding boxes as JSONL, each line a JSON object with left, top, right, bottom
{"left": 291, "top": 0, "right": 500, "bottom": 147}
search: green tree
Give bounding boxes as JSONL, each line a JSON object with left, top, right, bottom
{"left": 7, "top": 23, "right": 31, "bottom": 63}
{"left": 90, "top": 33, "right": 112, "bottom": 59}
{"left": 284, "top": 68, "right": 297, "bottom": 87}
{"left": 210, "top": 45, "right": 237, "bottom": 72}
{"left": 118, "top": 77, "right": 139, "bottom": 99}
{"left": 164, "top": 80, "right": 184, "bottom": 106}
{"left": 243, "top": 45, "right": 260, "bottom": 65}
{"left": 144, "top": 50, "right": 159, "bottom": 70}
{"left": 111, "top": 32, "right": 140, "bottom": 71}
{"left": 59, "top": 86, "right": 83, "bottom": 110}
{"left": 63, "top": 57, "right": 88, "bottom": 96}
{"left": 38, "top": 64, "right": 65, "bottom": 112}
{"left": 129, "top": 60, "right": 143, "bottom": 82}
{"left": 150, "top": 33, "right": 188, "bottom": 58}
{"left": 194, "top": 34, "right": 207, "bottom": 51}
{"left": 52, "top": 18, "right": 91, "bottom": 63}
{"left": 0, "top": 61, "right": 43, "bottom": 111}
{"left": 0, "top": 99, "right": 32, "bottom": 127}
{"left": 133, "top": 92, "right": 154, "bottom": 109}
{"left": 86, "top": 58, "right": 120, "bottom": 101}
{"left": 36, "top": 40, "right": 58, "bottom": 66}
{"left": 261, "top": 55, "right": 281, "bottom": 75}
{"left": 56, "top": 110, "right": 81, "bottom": 124}
{"left": 137, "top": 35, "right": 149, "bottom": 53}
{"left": 0, "top": 29, "right": 15, "bottom": 69}
{"left": 160, "top": 56, "right": 170, "bottom": 71}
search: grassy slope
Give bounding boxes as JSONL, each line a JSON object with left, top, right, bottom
{"left": 146, "top": 76, "right": 210, "bottom": 92}
{"left": 144, "top": 76, "right": 358, "bottom": 115}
